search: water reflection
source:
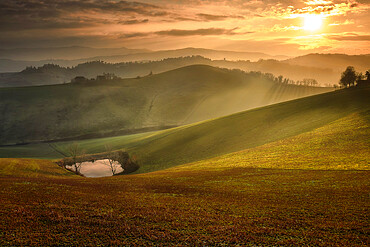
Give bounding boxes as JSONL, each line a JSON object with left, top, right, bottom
{"left": 66, "top": 159, "right": 123, "bottom": 178}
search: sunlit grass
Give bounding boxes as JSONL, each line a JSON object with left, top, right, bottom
{"left": 0, "top": 158, "right": 76, "bottom": 178}
{"left": 171, "top": 112, "right": 369, "bottom": 172}
{"left": 0, "top": 164, "right": 368, "bottom": 245}
{"left": 1, "top": 87, "right": 368, "bottom": 175}
{"left": 0, "top": 102, "right": 368, "bottom": 245}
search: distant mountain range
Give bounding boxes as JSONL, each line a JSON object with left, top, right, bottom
{"left": 1, "top": 53, "right": 369, "bottom": 88}
{"left": 285, "top": 53, "right": 370, "bottom": 72}
{"left": 0, "top": 46, "right": 368, "bottom": 88}
{"left": 0, "top": 46, "right": 289, "bottom": 73}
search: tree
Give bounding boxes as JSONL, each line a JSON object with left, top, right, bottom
{"left": 356, "top": 72, "right": 364, "bottom": 83}
{"left": 356, "top": 70, "right": 370, "bottom": 87}
{"left": 115, "top": 151, "right": 140, "bottom": 174}
{"left": 67, "top": 143, "right": 85, "bottom": 174}
{"left": 339, "top": 66, "right": 357, "bottom": 88}
{"left": 302, "top": 78, "right": 318, "bottom": 87}
{"left": 277, "top": 75, "right": 283, "bottom": 84}
{"left": 104, "top": 144, "right": 121, "bottom": 175}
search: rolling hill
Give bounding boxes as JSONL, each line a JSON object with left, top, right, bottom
{"left": 0, "top": 56, "right": 336, "bottom": 88}
{"left": 39, "top": 86, "right": 367, "bottom": 173}
{"left": 0, "top": 158, "right": 76, "bottom": 178}
{"left": 2, "top": 52, "right": 368, "bottom": 87}
{"left": 96, "top": 86, "right": 370, "bottom": 173}
{"left": 170, "top": 111, "right": 369, "bottom": 172}
{"left": 1, "top": 86, "right": 367, "bottom": 174}
{"left": 0, "top": 46, "right": 287, "bottom": 73}
{"left": 0, "top": 65, "right": 332, "bottom": 146}
{"left": 0, "top": 87, "right": 368, "bottom": 246}
{"left": 284, "top": 53, "right": 370, "bottom": 72}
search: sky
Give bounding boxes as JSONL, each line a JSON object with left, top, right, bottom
{"left": 0, "top": 0, "right": 369, "bottom": 56}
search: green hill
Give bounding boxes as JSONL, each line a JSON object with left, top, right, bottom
{"left": 1, "top": 86, "right": 367, "bottom": 174}
{"left": 0, "top": 89, "right": 368, "bottom": 245}
{"left": 0, "top": 158, "right": 76, "bottom": 178}
{"left": 117, "top": 86, "right": 369, "bottom": 173}
{"left": 10, "top": 107, "right": 368, "bottom": 178}
{"left": 170, "top": 112, "right": 369, "bottom": 172}
{"left": 50, "top": 87, "right": 367, "bottom": 173}
{"left": 0, "top": 65, "right": 331, "bottom": 145}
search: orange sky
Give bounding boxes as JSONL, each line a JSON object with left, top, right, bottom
{"left": 0, "top": 0, "right": 369, "bottom": 56}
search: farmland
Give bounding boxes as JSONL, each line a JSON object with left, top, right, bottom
{"left": 0, "top": 163, "right": 368, "bottom": 245}
{"left": 1, "top": 87, "right": 369, "bottom": 245}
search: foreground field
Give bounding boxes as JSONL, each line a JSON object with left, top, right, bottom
{"left": 0, "top": 91, "right": 370, "bottom": 246}
{"left": 0, "top": 161, "right": 368, "bottom": 246}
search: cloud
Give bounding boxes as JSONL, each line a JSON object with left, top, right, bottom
{"left": 281, "top": 0, "right": 368, "bottom": 18}
{"left": 120, "top": 32, "right": 152, "bottom": 39}
{"left": 120, "top": 27, "right": 250, "bottom": 38}
{"left": 155, "top": 28, "right": 242, "bottom": 36}
{"left": 304, "top": 0, "right": 334, "bottom": 6}
{"left": 328, "top": 19, "right": 354, "bottom": 26}
{"left": 118, "top": 19, "right": 149, "bottom": 25}
{"left": 0, "top": 0, "right": 368, "bottom": 56}
{"left": 0, "top": 0, "right": 166, "bottom": 31}
{"left": 196, "top": 13, "right": 244, "bottom": 21}
{"left": 216, "top": 37, "right": 332, "bottom": 56}
{"left": 327, "top": 33, "right": 370, "bottom": 41}
{"left": 0, "top": 16, "right": 107, "bottom": 31}
{"left": 0, "top": 0, "right": 162, "bottom": 16}
{"left": 0, "top": 33, "right": 117, "bottom": 48}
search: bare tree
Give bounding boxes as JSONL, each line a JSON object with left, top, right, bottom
{"left": 104, "top": 144, "right": 121, "bottom": 175}
{"left": 67, "top": 143, "right": 85, "bottom": 174}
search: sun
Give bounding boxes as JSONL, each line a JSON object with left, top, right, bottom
{"left": 303, "top": 15, "right": 323, "bottom": 31}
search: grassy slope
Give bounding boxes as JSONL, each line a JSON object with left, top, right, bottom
{"left": 0, "top": 132, "right": 154, "bottom": 159}
{"left": 0, "top": 65, "right": 331, "bottom": 145}
{"left": 4, "top": 110, "right": 368, "bottom": 172}
{"left": 0, "top": 87, "right": 368, "bottom": 174}
{"left": 0, "top": 143, "right": 62, "bottom": 159}
{"left": 0, "top": 158, "right": 76, "bottom": 178}
{"left": 171, "top": 112, "right": 370, "bottom": 172}
{"left": 121, "top": 87, "right": 370, "bottom": 173}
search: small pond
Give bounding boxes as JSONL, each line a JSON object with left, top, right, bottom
{"left": 66, "top": 159, "right": 123, "bottom": 178}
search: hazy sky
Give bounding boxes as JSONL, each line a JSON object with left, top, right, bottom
{"left": 1, "top": 0, "right": 369, "bottom": 55}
